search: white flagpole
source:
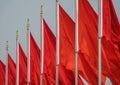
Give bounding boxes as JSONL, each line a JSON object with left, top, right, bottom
{"left": 56, "top": 0, "right": 59, "bottom": 85}
{"left": 27, "top": 18, "right": 30, "bottom": 85}
{"left": 75, "top": 0, "right": 79, "bottom": 85}
{"left": 16, "top": 30, "right": 19, "bottom": 85}
{"left": 98, "top": 0, "right": 102, "bottom": 85}
{"left": 6, "top": 41, "right": 8, "bottom": 85}
{"left": 40, "top": 5, "right": 44, "bottom": 85}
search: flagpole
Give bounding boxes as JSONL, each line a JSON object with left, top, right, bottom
{"left": 56, "top": 0, "right": 59, "bottom": 85}
{"left": 75, "top": 0, "right": 79, "bottom": 85}
{"left": 16, "top": 30, "right": 19, "bottom": 85}
{"left": 6, "top": 41, "right": 8, "bottom": 85}
{"left": 27, "top": 18, "right": 30, "bottom": 85}
{"left": 98, "top": 0, "right": 102, "bottom": 85}
{"left": 40, "top": 5, "right": 44, "bottom": 85}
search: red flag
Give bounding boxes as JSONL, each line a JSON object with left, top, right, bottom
{"left": 0, "top": 60, "right": 5, "bottom": 85}
{"left": 102, "top": 0, "right": 120, "bottom": 84}
{"left": 43, "top": 19, "right": 84, "bottom": 85}
{"left": 8, "top": 54, "right": 16, "bottom": 85}
{"left": 30, "top": 32, "right": 40, "bottom": 85}
{"left": 59, "top": 5, "right": 75, "bottom": 70}
{"left": 30, "top": 32, "right": 53, "bottom": 85}
{"left": 78, "top": 0, "right": 107, "bottom": 84}
{"left": 78, "top": 0, "right": 120, "bottom": 84}
{"left": 59, "top": 2, "right": 106, "bottom": 85}
{"left": 103, "top": 0, "right": 120, "bottom": 44}
{"left": 29, "top": 13, "right": 84, "bottom": 85}
{"left": 18, "top": 43, "right": 27, "bottom": 85}
{"left": 102, "top": 39, "right": 120, "bottom": 84}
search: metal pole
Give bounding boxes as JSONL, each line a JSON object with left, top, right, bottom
{"left": 98, "top": 0, "right": 102, "bottom": 85}
{"left": 27, "top": 18, "right": 30, "bottom": 85}
{"left": 40, "top": 5, "right": 44, "bottom": 85}
{"left": 75, "top": 0, "right": 79, "bottom": 85}
{"left": 16, "top": 30, "right": 19, "bottom": 85}
{"left": 6, "top": 41, "right": 8, "bottom": 85}
{"left": 56, "top": 0, "right": 59, "bottom": 85}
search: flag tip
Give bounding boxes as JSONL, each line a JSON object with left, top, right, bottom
{"left": 16, "top": 30, "right": 18, "bottom": 40}
{"left": 40, "top": 5, "right": 43, "bottom": 16}
{"left": 27, "top": 18, "right": 29, "bottom": 22}
{"left": 27, "top": 18, "right": 30, "bottom": 30}
{"left": 6, "top": 40, "right": 8, "bottom": 50}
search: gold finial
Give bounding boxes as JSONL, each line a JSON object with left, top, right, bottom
{"left": 6, "top": 41, "right": 8, "bottom": 50}
{"left": 16, "top": 30, "right": 18, "bottom": 40}
{"left": 40, "top": 5, "right": 43, "bottom": 17}
{"left": 27, "top": 18, "right": 30, "bottom": 30}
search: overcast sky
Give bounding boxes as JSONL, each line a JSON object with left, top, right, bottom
{"left": 0, "top": 0, "right": 120, "bottom": 84}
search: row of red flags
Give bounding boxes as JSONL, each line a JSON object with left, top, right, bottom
{"left": 0, "top": 20, "right": 84, "bottom": 85}
{"left": 0, "top": 0, "right": 120, "bottom": 84}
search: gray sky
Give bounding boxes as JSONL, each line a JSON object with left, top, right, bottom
{"left": 0, "top": 0, "right": 120, "bottom": 84}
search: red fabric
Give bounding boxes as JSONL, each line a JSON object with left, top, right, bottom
{"left": 0, "top": 60, "right": 5, "bottom": 85}
{"left": 78, "top": 0, "right": 107, "bottom": 84}
{"left": 18, "top": 43, "right": 27, "bottom": 85}
{"left": 43, "top": 19, "right": 56, "bottom": 81}
{"left": 78, "top": 0, "right": 120, "bottom": 84}
{"left": 43, "top": 19, "right": 84, "bottom": 85}
{"left": 59, "top": 1, "right": 106, "bottom": 85}
{"left": 30, "top": 33, "right": 40, "bottom": 85}
{"left": 8, "top": 54, "right": 16, "bottom": 85}
{"left": 59, "top": 5, "right": 75, "bottom": 71}
{"left": 102, "top": 39, "right": 120, "bottom": 84}
{"left": 103, "top": 0, "right": 120, "bottom": 44}
{"left": 59, "top": 64, "right": 84, "bottom": 85}
{"left": 102, "top": 0, "right": 120, "bottom": 84}
{"left": 43, "top": 73, "right": 55, "bottom": 85}
{"left": 30, "top": 32, "right": 52, "bottom": 85}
